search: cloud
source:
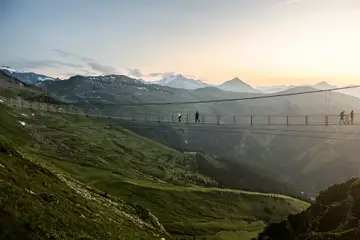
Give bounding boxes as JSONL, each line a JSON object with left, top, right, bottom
{"left": 88, "top": 62, "right": 117, "bottom": 75}
{"left": 53, "top": 48, "right": 118, "bottom": 74}
{"left": 53, "top": 49, "right": 94, "bottom": 62}
{"left": 162, "top": 72, "right": 176, "bottom": 78}
{"left": 127, "top": 68, "right": 143, "bottom": 78}
{"left": 284, "top": 0, "right": 302, "bottom": 4}
{"left": 63, "top": 68, "right": 99, "bottom": 78}
{"left": 272, "top": 0, "right": 304, "bottom": 9}
{"left": 147, "top": 72, "right": 163, "bottom": 77}
{"left": 146, "top": 71, "right": 176, "bottom": 79}
{"left": 3, "top": 59, "right": 84, "bottom": 69}
{"left": 126, "top": 69, "right": 178, "bottom": 79}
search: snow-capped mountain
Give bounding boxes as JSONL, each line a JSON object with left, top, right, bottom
{"left": 0, "top": 66, "right": 56, "bottom": 85}
{"left": 218, "top": 77, "right": 260, "bottom": 93}
{"left": 153, "top": 74, "right": 209, "bottom": 89}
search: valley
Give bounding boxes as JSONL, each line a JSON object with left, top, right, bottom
{"left": 34, "top": 72, "right": 360, "bottom": 195}
{"left": 1, "top": 68, "right": 360, "bottom": 239}
{"left": 2, "top": 2, "right": 360, "bottom": 239}
{"left": 0, "top": 98, "right": 308, "bottom": 239}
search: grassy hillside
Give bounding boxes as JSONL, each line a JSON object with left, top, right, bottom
{"left": 258, "top": 178, "right": 360, "bottom": 240}
{"left": 0, "top": 71, "right": 63, "bottom": 104}
{"left": 0, "top": 138, "right": 167, "bottom": 240}
{"left": 37, "top": 75, "right": 360, "bottom": 198}
{"left": 0, "top": 101, "right": 309, "bottom": 239}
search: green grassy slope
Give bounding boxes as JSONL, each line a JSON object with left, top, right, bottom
{"left": 38, "top": 74, "right": 360, "bottom": 198}
{"left": 0, "top": 71, "right": 63, "bottom": 104}
{"left": 0, "top": 138, "right": 167, "bottom": 240}
{"left": 0, "top": 102, "right": 309, "bottom": 239}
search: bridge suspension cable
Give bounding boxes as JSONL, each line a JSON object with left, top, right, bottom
{"left": 72, "top": 85, "right": 360, "bottom": 106}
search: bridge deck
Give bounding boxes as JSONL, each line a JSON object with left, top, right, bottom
{"left": 1, "top": 97, "right": 358, "bottom": 127}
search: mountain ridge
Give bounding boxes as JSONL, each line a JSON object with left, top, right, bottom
{"left": 153, "top": 74, "right": 209, "bottom": 89}
{"left": 0, "top": 66, "right": 57, "bottom": 85}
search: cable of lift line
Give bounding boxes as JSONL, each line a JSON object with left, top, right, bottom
{"left": 69, "top": 85, "right": 360, "bottom": 106}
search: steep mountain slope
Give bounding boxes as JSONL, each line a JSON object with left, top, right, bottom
{"left": 153, "top": 74, "right": 209, "bottom": 89}
{"left": 0, "top": 83, "right": 309, "bottom": 240}
{"left": 257, "top": 178, "right": 360, "bottom": 240}
{"left": 0, "top": 138, "right": 167, "bottom": 240}
{"left": 218, "top": 77, "right": 260, "bottom": 93}
{"left": 39, "top": 74, "right": 298, "bottom": 117}
{"left": 0, "top": 66, "right": 56, "bottom": 85}
{"left": 37, "top": 74, "right": 360, "bottom": 197}
{"left": 0, "top": 70, "right": 63, "bottom": 104}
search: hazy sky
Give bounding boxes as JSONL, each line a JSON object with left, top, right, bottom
{"left": 1, "top": 0, "right": 360, "bottom": 86}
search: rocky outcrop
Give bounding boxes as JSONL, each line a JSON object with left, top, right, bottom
{"left": 257, "top": 178, "right": 360, "bottom": 240}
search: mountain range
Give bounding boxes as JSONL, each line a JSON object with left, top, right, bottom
{"left": 0, "top": 66, "right": 58, "bottom": 85}
{"left": 2, "top": 66, "right": 360, "bottom": 239}
{"left": 15, "top": 67, "right": 360, "bottom": 197}
{"left": 152, "top": 74, "right": 209, "bottom": 89}
{"left": 3, "top": 66, "right": 359, "bottom": 99}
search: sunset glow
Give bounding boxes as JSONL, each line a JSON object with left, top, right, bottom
{"left": 1, "top": 0, "right": 360, "bottom": 86}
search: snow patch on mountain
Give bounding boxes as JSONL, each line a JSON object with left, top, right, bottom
{"left": 1, "top": 66, "right": 57, "bottom": 85}
{"left": 154, "top": 74, "right": 209, "bottom": 89}
{"left": 37, "top": 76, "right": 55, "bottom": 81}
{"left": 0, "top": 66, "right": 24, "bottom": 73}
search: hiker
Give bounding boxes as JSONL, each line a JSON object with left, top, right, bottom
{"left": 195, "top": 111, "right": 200, "bottom": 123}
{"left": 339, "top": 111, "right": 345, "bottom": 124}
{"left": 178, "top": 113, "right": 182, "bottom": 122}
{"left": 350, "top": 110, "right": 354, "bottom": 124}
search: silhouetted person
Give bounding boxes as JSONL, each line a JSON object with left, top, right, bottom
{"left": 339, "top": 111, "right": 345, "bottom": 124}
{"left": 195, "top": 111, "right": 200, "bottom": 123}
{"left": 350, "top": 110, "right": 354, "bottom": 124}
{"left": 178, "top": 113, "right": 182, "bottom": 122}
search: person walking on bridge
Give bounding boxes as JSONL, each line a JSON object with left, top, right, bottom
{"left": 350, "top": 110, "right": 354, "bottom": 124}
{"left": 195, "top": 111, "right": 200, "bottom": 123}
{"left": 178, "top": 113, "right": 182, "bottom": 123}
{"left": 339, "top": 111, "right": 345, "bottom": 124}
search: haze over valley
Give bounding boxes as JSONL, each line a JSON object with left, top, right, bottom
{"left": 1, "top": 0, "right": 360, "bottom": 239}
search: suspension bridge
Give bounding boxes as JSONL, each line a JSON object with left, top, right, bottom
{"left": 0, "top": 96, "right": 359, "bottom": 127}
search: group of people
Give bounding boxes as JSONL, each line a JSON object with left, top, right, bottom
{"left": 178, "top": 110, "right": 355, "bottom": 125}
{"left": 339, "top": 110, "right": 355, "bottom": 124}
{"left": 178, "top": 111, "right": 201, "bottom": 123}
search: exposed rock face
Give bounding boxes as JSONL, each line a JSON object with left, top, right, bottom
{"left": 257, "top": 178, "right": 360, "bottom": 240}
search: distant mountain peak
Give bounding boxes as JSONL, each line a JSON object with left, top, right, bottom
{"left": 313, "top": 81, "right": 337, "bottom": 90}
{"left": 217, "top": 77, "right": 260, "bottom": 93}
{"left": 154, "top": 74, "right": 208, "bottom": 90}
{"left": 1, "top": 67, "right": 55, "bottom": 85}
